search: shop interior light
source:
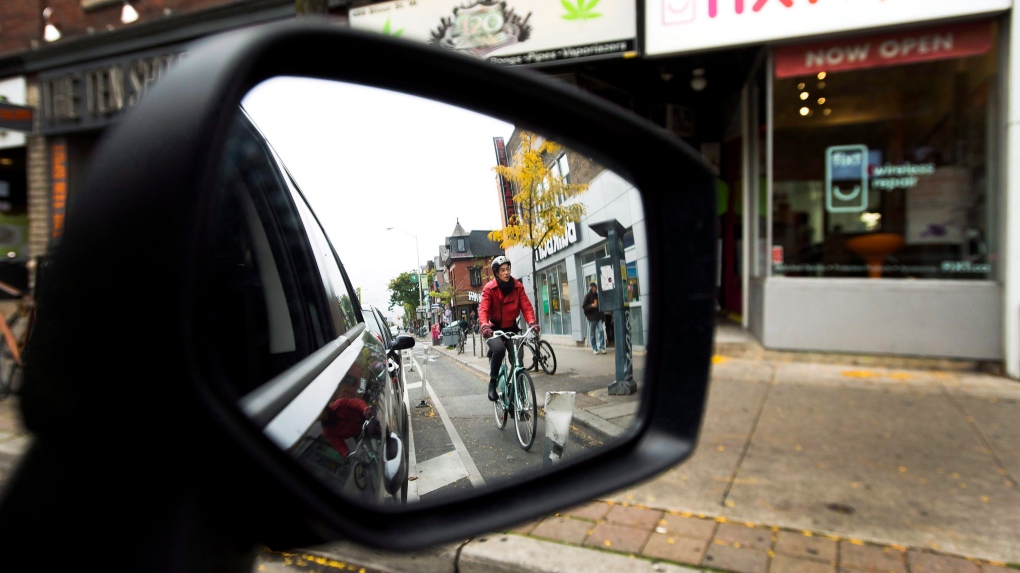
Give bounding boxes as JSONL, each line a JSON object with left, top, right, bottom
{"left": 800, "top": 92, "right": 809, "bottom": 100}
{"left": 800, "top": 107, "right": 810, "bottom": 116}
{"left": 42, "top": 8, "right": 61, "bottom": 42}
{"left": 797, "top": 82, "right": 806, "bottom": 90}
{"left": 818, "top": 71, "right": 827, "bottom": 80}
{"left": 121, "top": 2, "right": 140, "bottom": 24}
{"left": 0, "top": 159, "right": 12, "bottom": 166}
{"left": 860, "top": 212, "right": 882, "bottom": 230}
{"left": 818, "top": 97, "right": 826, "bottom": 105}
{"left": 818, "top": 81, "right": 827, "bottom": 89}
{"left": 823, "top": 109, "right": 832, "bottom": 116}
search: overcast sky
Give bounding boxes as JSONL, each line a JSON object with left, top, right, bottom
{"left": 242, "top": 76, "right": 515, "bottom": 320}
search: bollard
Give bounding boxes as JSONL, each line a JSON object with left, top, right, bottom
{"left": 416, "top": 345, "right": 429, "bottom": 408}
{"left": 543, "top": 391, "right": 576, "bottom": 467}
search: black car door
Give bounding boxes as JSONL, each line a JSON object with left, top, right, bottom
{"left": 206, "top": 110, "right": 406, "bottom": 504}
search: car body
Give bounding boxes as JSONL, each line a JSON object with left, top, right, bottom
{"left": 219, "top": 108, "right": 411, "bottom": 505}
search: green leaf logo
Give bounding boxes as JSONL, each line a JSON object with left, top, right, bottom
{"left": 562, "top": 0, "right": 601, "bottom": 21}
{"left": 382, "top": 18, "right": 404, "bottom": 38}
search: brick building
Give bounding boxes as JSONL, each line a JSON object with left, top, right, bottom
{"left": 441, "top": 219, "right": 503, "bottom": 322}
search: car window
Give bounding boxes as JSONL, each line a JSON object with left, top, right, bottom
{"left": 283, "top": 171, "right": 359, "bottom": 337}
{"left": 199, "top": 112, "right": 337, "bottom": 397}
{"left": 362, "top": 307, "right": 386, "bottom": 344}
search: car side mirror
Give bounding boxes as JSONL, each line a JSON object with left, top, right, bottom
{"left": 10, "top": 19, "right": 716, "bottom": 557}
{"left": 391, "top": 335, "right": 415, "bottom": 352}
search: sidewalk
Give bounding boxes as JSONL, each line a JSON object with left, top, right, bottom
{"left": 286, "top": 330, "right": 1020, "bottom": 573}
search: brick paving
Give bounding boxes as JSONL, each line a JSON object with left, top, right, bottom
{"left": 508, "top": 501, "right": 1017, "bottom": 573}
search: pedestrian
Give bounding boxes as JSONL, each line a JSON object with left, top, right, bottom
{"left": 582, "top": 282, "right": 607, "bottom": 354}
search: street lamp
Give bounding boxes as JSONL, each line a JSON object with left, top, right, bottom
{"left": 386, "top": 227, "right": 425, "bottom": 324}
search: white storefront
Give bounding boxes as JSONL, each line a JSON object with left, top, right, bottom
{"left": 505, "top": 169, "right": 648, "bottom": 349}
{"left": 647, "top": 0, "right": 1019, "bottom": 373}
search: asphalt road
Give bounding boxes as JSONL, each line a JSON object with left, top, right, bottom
{"left": 403, "top": 346, "right": 602, "bottom": 504}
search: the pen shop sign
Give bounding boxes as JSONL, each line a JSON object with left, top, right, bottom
{"left": 38, "top": 45, "right": 187, "bottom": 135}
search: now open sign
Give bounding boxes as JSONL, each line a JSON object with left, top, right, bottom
{"left": 775, "top": 20, "right": 993, "bottom": 78}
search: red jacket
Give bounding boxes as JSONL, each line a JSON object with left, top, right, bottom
{"left": 478, "top": 277, "right": 537, "bottom": 330}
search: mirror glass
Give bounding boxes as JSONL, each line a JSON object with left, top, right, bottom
{"left": 211, "top": 76, "right": 648, "bottom": 506}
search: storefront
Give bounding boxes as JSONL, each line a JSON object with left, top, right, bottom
{"left": 353, "top": 0, "right": 1019, "bottom": 371}
{"left": 508, "top": 168, "right": 648, "bottom": 350}
{"left": 645, "top": 0, "right": 1013, "bottom": 365}
{"left": 0, "top": 77, "right": 31, "bottom": 295}
{"left": 34, "top": 44, "right": 190, "bottom": 251}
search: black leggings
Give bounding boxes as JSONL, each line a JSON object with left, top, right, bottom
{"left": 487, "top": 336, "right": 516, "bottom": 381}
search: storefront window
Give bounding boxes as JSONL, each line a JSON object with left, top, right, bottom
{"left": 772, "top": 23, "right": 997, "bottom": 280}
{"left": 538, "top": 262, "right": 571, "bottom": 335}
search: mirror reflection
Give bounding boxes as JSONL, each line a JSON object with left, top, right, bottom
{"left": 213, "top": 77, "right": 648, "bottom": 506}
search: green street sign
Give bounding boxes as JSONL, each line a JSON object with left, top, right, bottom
{"left": 410, "top": 274, "right": 418, "bottom": 283}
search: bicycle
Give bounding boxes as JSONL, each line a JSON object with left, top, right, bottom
{"left": 521, "top": 333, "right": 557, "bottom": 375}
{"left": 0, "top": 279, "right": 35, "bottom": 400}
{"left": 491, "top": 326, "right": 539, "bottom": 451}
{"left": 457, "top": 328, "right": 466, "bottom": 355}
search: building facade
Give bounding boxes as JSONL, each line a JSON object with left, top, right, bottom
{"left": 0, "top": 0, "right": 337, "bottom": 288}
{"left": 638, "top": 1, "right": 1014, "bottom": 370}
{"left": 6, "top": 0, "right": 1020, "bottom": 374}
{"left": 441, "top": 219, "right": 503, "bottom": 323}
{"left": 500, "top": 129, "right": 649, "bottom": 350}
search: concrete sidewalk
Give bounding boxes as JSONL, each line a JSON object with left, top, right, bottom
{"left": 286, "top": 330, "right": 1020, "bottom": 573}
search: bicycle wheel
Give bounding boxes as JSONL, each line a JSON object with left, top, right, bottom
{"left": 519, "top": 341, "right": 538, "bottom": 372}
{"left": 493, "top": 370, "right": 508, "bottom": 430}
{"left": 0, "top": 313, "right": 23, "bottom": 399}
{"left": 536, "top": 340, "right": 557, "bottom": 375}
{"left": 513, "top": 370, "right": 537, "bottom": 451}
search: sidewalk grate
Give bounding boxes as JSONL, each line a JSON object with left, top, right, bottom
{"left": 506, "top": 501, "right": 1016, "bottom": 573}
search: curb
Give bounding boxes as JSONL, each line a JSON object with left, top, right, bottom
{"left": 459, "top": 534, "right": 703, "bottom": 573}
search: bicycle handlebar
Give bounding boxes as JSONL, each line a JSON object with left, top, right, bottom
{"left": 490, "top": 325, "right": 538, "bottom": 341}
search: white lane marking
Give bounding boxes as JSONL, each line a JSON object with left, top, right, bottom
{"left": 425, "top": 381, "right": 485, "bottom": 488}
{"left": 404, "top": 386, "right": 419, "bottom": 504}
{"left": 414, "top": 451, "right": 469, "bottom": 496}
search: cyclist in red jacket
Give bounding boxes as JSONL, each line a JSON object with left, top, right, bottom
{"left": 478, "top": 256, "right": 539, "bottom": 401}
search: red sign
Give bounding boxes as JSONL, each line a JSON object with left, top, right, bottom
{"left": 51, "top": 143, "right": 67, "bottom": 240}
{"left": 775, "top": 20, "right": 993, "bottom": 79}
{"left": 0, "top": 102, "right": 33, "bottom": 133}
{"left": 772, "top": 246, "right": 784, "bottom": 264}
{"left": 493, "top": 137, "right": 515, "bottom": 227}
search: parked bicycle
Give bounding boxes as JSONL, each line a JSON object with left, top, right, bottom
{"left": 491, "top": 326, "right": 539, "bottom": 451}
{"left": 0, "top": 278, "right": 36, "bottom": 400}
{"left": 521, "top": 332, "right": 557, "bottom": 375}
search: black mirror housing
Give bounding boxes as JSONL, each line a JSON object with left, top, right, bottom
{"left": 11, "top": 20, "right": 716, "bottom": 554}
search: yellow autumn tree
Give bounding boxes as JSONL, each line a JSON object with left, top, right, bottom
{"left": 489, "top": 131, "right": 589, "bottom": 316}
